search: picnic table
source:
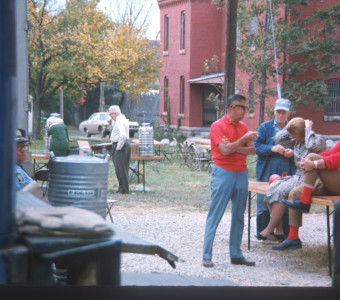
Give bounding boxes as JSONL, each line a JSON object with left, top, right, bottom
{"left": 32, "top": 152, "right": 165, "bottom": 193}
{"left": 32, "top": 153, "right": 50, "bottom": 172}
{"left": 248, "top": 180, "right": 340, "bottom": 277}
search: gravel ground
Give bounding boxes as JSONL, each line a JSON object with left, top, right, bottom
{"left": 110, "top": 206, "right": 333, "bottom": 287}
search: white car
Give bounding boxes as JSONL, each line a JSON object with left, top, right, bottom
{"left": 78, "top": 112, "right": 138, "bottom": 138}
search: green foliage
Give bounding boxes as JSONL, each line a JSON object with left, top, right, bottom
{"left": 176, "top": 116, "right": 181, "bottom": 129}
{"left": 236, "top": 0, "right": 340, "bottom": 125}
{"left": 28, "top": 0, "right": 161, "bottom": 137}
{"left": 206, "top": 91, "right": 225, "bottom": 119}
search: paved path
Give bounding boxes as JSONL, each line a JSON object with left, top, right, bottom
{"left": 121, "top": 272, "right": 237, "bottom": 286}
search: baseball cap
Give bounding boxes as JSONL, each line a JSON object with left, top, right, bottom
{"left": 274, "top": 98, "right": 291, "bottom": 111}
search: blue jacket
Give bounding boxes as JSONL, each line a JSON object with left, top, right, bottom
{"left": 254, "top": 119, "right": 295, "bottom": 182}
{"left": 15, "top": 164, "right": 32, "bottom": 191}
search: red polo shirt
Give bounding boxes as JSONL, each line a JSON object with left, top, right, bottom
{"left": 210, "top": 115, "right": 249, "bottom": 172}
{"left": 320, "top": 140, "right": 340, "bottom": 170}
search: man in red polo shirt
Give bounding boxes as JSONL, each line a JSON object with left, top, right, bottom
{"left": 202, "top": 94, "right": 258, "bottom": 268}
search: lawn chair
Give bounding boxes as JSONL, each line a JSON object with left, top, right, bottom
{"left": 33, "top": 167, "right": 49, "bottom": 197}
{"left": 106, "top": 199, "right": 118, "bottom": 223}
{"left": 177, "top": 142, "right": 192, "bottom": 168}
{"left": 189, "top": 144, "right": 210, "bottom": 171}
{"left": 161, "top": 138, "right": 177, "bottom": 162}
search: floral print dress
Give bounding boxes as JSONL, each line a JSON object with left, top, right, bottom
{"left": 263, "top": 127, "right": 326, "bottom": 205}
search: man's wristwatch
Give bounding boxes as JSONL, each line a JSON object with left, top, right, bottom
{"left": 313, "top": 160, "right": 318, "bottom": 169}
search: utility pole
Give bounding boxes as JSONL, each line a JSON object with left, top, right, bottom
{"left": 60, "top": 89, "right": 64, "bottom": 119}
{"left": 224, "top": 0, "right": 238, "bottom": 110}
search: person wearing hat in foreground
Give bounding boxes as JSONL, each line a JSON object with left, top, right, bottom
{"left": 15, "top": 129, "right": 33, "bottom": 190}
{"left": 258, "top": 117, "right": 326, "bottom": 246}
{"left": 254, "top": 98, "right": 295, "bottom": 241}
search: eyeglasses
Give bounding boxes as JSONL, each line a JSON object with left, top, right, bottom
{"left": 233, "top": 105, "right": 248, "bottom": 111}
{"left": 17, "top": 144, "right": 28, "bottom": 150}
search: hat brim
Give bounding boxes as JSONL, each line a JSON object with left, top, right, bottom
{"left": 16, "top": 138, "right": 29, "bottom": 143}
{"left": 274, "top": 106, "right": 290, "bottom": 112}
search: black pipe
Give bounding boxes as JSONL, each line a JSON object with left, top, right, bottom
{"left": 0, "top": 1, "right": 17, "bottom": 247}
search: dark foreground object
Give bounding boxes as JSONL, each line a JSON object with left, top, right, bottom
{"left": 1, "top": 286, "right": 339, "bottom": 300}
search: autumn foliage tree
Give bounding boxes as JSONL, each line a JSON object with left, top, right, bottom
{"left": 101, "top": 24, "right": 161, "bottom": 101}
{"left": 28, "top": 0, "right": 161, "bottom": 137}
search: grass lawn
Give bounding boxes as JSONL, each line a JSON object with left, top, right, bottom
{"left": 29, "top": 126, "right": 326, "bottom": 215}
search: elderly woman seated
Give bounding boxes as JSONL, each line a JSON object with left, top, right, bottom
{"left": 257, "top": 118, "right": 326, "bottom": 244}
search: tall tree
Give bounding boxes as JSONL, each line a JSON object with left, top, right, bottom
{"left": 212, "top": 0, "right": 340, "bottom": 125}
{"left": 28, "top": 0, "right": 161, "bottom": 137}
{"left": 28, "top": 0, "right": 109, "bottom": 137}
{"left": 237, "top": 0, "right": 340, "bottom": 125}
{"left": 101, "top": 24, "right": 161, "bottom": 101}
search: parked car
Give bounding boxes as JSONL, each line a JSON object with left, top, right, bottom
{"left": 78, "top": 112, "right": 139, "bottom": 138}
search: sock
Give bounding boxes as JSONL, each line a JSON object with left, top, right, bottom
{"left": 287, "top": 225, "right": 299, "bottom": 240}
{"left": 299, "top": 185, "right": 313, "bottom": 204}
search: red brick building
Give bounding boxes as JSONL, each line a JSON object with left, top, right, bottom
{"left": 157, "top": 0, "right": 340, "bottom": 135}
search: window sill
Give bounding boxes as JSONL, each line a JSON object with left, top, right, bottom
{"left": 324, "top": 115, "right": 340, "bottom": 122}
{"left": 179, "top": 49, "right": 186, "bottom": 55}
{"left": 163, "top": 51, "right": 169, "bottom": 56}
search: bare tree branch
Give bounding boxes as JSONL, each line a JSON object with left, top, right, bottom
{"left": 106, "top": 0, "right": 154, "bottom": 31}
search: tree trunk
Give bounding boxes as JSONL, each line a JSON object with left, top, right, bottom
{"left": 258, "top": 8, "right": 271, "bottom": 126}
{"left": 259, "top": 70, "right": 267, "bottom": 125}
{"left": 32, "top": 95, "right": 41, "bottom": 138}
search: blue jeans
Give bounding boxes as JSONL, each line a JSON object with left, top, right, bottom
{"left": 203, "top": 165, "right": 248, "bottom": 260}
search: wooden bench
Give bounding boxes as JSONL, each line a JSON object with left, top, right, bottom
{"left": 248, "top": 180, "right": 340, "bottom": 277}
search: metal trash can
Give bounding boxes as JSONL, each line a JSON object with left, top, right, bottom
{"left": 47, "top": 154, "right": 109, "bottom": 218}
{"left": 138, "top": 123, "right": 154, "bottom": 156}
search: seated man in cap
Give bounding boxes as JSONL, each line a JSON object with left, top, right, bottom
{"left": 15, "top": 129, "right": 33, "bottom": 190}
{"left": 254, "top": 98, "right": 295, "bottom": 240}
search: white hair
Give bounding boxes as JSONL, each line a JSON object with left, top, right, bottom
{"left": 46, "top": 116, "right": 63, "bottom": 128}
{"left": 109, "top": 105, "right": 121, "bottom": 114}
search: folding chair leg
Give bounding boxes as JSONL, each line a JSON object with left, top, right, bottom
{"left": 106, "top": 200, "right": 118, "bottom": 223}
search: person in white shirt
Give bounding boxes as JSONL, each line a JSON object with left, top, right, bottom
{"left": 108, "top": 105, "right": 131, "bottom": 194}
